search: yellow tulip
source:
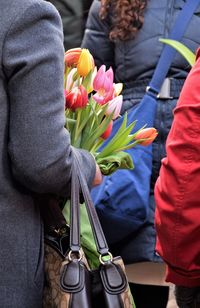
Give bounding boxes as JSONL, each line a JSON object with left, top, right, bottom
{"left": 113, "top": 83, "right": 123, "bottom": 96}
{"left": 77, "top": 49, "right": 94, "bottom": 77}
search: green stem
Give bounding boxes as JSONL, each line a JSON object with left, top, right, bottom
{"left": 74, "top": 109, "right": 82, "bottom": 144}
{"left": 90, "top": 138, "right": 104, "bottom": 154}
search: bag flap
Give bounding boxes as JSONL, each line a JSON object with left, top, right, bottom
{"left": 60, "top": 259, "right": 86, "bottom": 293}
{"left": 100, "top": 261, "right": 127, "bottom": 294}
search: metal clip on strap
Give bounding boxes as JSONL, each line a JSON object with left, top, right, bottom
{"left": 146, "top": 78, "right": 173, "bottom": 99}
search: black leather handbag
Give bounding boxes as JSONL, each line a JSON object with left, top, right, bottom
{"left": 42, "top": 152, "right": 134, "bottom": 308}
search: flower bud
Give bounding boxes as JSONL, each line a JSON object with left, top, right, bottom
{"left": 93, "top": 65, "right": 113, "bottom": 93}
{"left": 77, "top": 49, "right": 94, "bottom": 77}
{"left": 64, "top": 48, "right": 82, "bottom": 67}
{"left": 134, "top": 127, "right": 158, "bottom": 146}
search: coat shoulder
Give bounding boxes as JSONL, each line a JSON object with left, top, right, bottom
{"left": 0, "top": 0, "right": 59, "bottom": 31}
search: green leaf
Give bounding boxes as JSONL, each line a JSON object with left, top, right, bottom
{"left": 96, "top": 151, "right": 134, "bottom": 175}
{"left": 159, "top": 38, "right": 196, "bottom": 66}
{"left": 97, "top": 115, "right": 136, "bottom": 158}
{"left": 82, "top": 69, "right": 93, "bottom": 92}
{"left": 81, "top": 111, "right": 114, "bottom": 151}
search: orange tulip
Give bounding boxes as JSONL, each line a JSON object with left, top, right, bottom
{"left": 134, "top": 128, "right": 158, "bottom": 146}
{"left": 64, "top": 48, "right": 82, "bottom": 67}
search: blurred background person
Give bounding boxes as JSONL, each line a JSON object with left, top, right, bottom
{"left": 47, "top": 0, "right": 93, "bottom": 50}
{"left": 81, "top": 0, "right": 200, "bottom": 307}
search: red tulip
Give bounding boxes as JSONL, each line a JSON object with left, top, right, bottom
{"left": 65, "top": 85, "right": 88, "bottom": 111}
{"left": 64, "top": 48, "right": 82, "bottom": 67}
{"left": 101, "top": 121, "right": 113, "bottom": 139}
{"left": 134, "top": 128, "right": 158, "bottom": 146}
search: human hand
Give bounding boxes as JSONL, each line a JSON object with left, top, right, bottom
{"left": 92, "top": 163, "right": 103, "bottom": 186}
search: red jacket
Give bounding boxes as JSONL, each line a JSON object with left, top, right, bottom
{"left": 155, "top": 50, "right": 200, "bottom": 287}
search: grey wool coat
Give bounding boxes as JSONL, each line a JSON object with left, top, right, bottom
{"left": 0, "top": 0, "right": 96, "bottom": 307}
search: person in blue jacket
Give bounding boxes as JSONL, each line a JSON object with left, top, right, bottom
{"left": 82, "top": 0, "right": 200, "bottom": 307}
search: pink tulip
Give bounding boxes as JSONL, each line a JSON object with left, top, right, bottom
{"left": 105, "top": 95, "right": 123, "bottom": 119}
{"left": 93, "top": 65, "right": 114, "bottom": 94}
{"left": 92, "top": 65, "right": 116, "bottom": 105}
{"left": 65, "top": 85, "right": 88, "bottom": 111}
{"left": 134, "top": 128, "right": 158, "bottom": 146}
{"left": 93, "top": 87, "right": 114, "bottom": 105}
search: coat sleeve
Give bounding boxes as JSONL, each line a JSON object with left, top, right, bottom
{"left": 3, "top": 1, "right": 96, "bottom": 196}
{"left": 81, "top": 0, "right": 115, "bottom": 70}
{"left": 154, "top": 54, "right": 200, "bottom": 287}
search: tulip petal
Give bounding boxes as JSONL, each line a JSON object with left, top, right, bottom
{"left": 65, "top": 48, "right": 82, "bottom": 66}
{"left": 114, "top": 83, "right": 123, "bottom": 96}
{"left": 93, "top": 65, "right": 106, "bottom": 91}
{"left": 105, "top": 67, "right": 114, "bottom": 83}
{"left": 65, "top": 68, "right": 77, "bottom": 91}
{"left": 65, "top": 85, "right": 88, "bottom": 110}
{"left": 106, "top": 95, "right": 123, "bottom": 119}
{"left": 134, "top": 127, "right": 158, "bottom": 146}
{"left": 77, "top": 49, "right": 94, "bottom": 77}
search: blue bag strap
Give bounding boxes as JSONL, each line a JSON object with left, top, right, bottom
{"left": 148, "top": 0, "right": 200, "bottom": 95}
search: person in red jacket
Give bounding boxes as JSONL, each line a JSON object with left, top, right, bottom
{"left": 154, "top": 49, "right": 200, "bottom": 307}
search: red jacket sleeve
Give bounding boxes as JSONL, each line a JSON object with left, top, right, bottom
{"left": 155, "top": 52, "right": 200, "bottom": 287}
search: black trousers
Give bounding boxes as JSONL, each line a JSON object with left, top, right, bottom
{"left": 175, "top": 286, "right": 200, "bottom": 308}
{"left": 129, "top": 283, "right": 169, "bottom": 308}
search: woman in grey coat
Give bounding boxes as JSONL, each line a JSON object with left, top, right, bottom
{"left": 0, "top": 0, "right": 101, "bottom": 307}
{"left": 82, "top": 0, "right": 200, "bottom": 307}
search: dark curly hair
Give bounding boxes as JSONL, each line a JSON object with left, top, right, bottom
{"left": 99, "top": 0, "right": 148, "bottom": 41}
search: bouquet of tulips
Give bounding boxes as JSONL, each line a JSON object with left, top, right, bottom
{"left": 63, "top": 48, "right": 158, "bottom": 272}
{"left": 64, "top": 47, "right": 158, "bottom": 175}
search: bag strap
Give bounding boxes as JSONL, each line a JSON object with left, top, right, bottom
{"left": 69, "top": 160, "right": 81, "bottom": 254}
{"left": 147, "top": 0, "right": 200, "bottom": 97}
{"left": 69, "top": 151, "right": 110, "bottom": 260}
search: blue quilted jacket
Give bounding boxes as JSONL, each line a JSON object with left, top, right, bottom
{"left": 82, "top": 0, "right": 200, "bottom": 263}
